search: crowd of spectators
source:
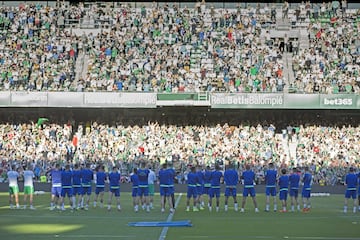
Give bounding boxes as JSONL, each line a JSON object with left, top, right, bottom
{"left": 0, "top": 2, "right": 284, "bottom": 93}
{"left": 0, "top": 120, "right": 358, "bottom": 185}
{"left": 286, "top": 1, "right": 360, "bottom": 94}
{"left": 0, "top": 3, "right": 82, "bottom": 91}
{"left": 0, "top": 2, "right": 358, "bottom": 94}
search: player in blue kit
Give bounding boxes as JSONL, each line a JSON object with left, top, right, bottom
{"left": 265, "top": 162, "right": 277, "bottom": 212}
{"left": 278, "top": 168, "right": 289, "bottom": 212}
{"left": 108, "top": 166, "right": 121, "bottom": 211}
{"left": 72, "top": 163, "right": 82, "bottom": 209}
{"left": 130, "top": 168, "right": 140, "bottom": 212}
{"left": 344, "top": 167, "right": 358, "bottom": 213}
{"left": 224, "top": 163, "right": 239, "bottom": 212}
{"left": 159, "top": 163, "right": 175, "bottom": 213}
{"left": 167, "top": 162, "right": 176, "bottom": 209}
{"left": 241, "top": 165, "right": 259, "bottom": 213}
{"left": 137, "top": 162, "right": 150, "bottom": 212}
{"left": 81, "top": 163, "right": 93, "bottom": 210}
{"left": 203, "top": 166, "right": 212, "bottom": 205}
{"left": 358, "top": 171, "right": 360, "bottom": 212}
{"left": 186, "top": 166, "right": 199, "bottom": 212}
{"left": 196, "top": 166, "right": 205, "bottom": 210}
{"left": 209, "top": 164, "right": 223, "bottom": 212}
{"left": 289, "top": 167, "right": 300, "bottom": 212}
{"left": 61, "top": 165, "right": 74, "bottom": 211}
{"left": 94, "top": 165, "right": 107, "bottom": 208}
{"left": 50, "top": 163, "right": 62, "bottom": 210}
{"left": 301, "top": 166, "right": 312, "bottom": 212}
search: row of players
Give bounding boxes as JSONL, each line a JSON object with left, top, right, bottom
{"left": 185, "top": 163, "right": 360, "bottom": 214}
{"left": 6, "top": 162, "right": 360, "bottom": 213}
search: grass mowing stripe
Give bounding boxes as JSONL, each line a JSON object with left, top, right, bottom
{"left": 158, "top": 193, "right": 183, "bottom": 240}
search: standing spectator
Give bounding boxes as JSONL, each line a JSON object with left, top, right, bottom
{"left": 7, "top": 165, "right": 20, "bottom": 209}
{"left": 343, "top": 167, "right": 357, "bottom": 213}
{"left": 241, "top": 164, "right": 259, "bottom": 213}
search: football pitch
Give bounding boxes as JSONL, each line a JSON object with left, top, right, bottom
{"left": 0, "top": 192, "right": 359, "bottom": 240}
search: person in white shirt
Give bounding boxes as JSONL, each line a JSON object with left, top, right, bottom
{"left": 22, "top": 165, "right": 36, "bottom": 210}
{"left": 7, "top": 165, "right": 20, "bottom": 209}
{"left": 148, "top": 165, "right": 157, "bottom": 209}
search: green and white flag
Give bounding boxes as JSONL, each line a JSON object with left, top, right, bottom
{"left": 164, "top": 33, "right": 177, "bottom": 45}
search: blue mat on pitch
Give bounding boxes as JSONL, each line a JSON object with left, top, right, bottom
{"left": 128, "top": 220, "right": 192, "bottom": 227}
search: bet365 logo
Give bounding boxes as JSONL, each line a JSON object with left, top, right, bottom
{"left": 323, "top": 98, "right": 353, "bottom": 105}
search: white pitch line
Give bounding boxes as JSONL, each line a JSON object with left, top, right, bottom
{"left": 54, "top": 235, "right": 136, "bottom": 238}
{"left": 158, "top": 193, "right": 183, "bottom": 240}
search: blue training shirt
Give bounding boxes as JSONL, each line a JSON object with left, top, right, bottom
{"left": 265, "top": 169, "right": 277, "bottom": 187}
{"left": 289, "top": 173, "right": 300, "bottom": 189}
{"left": 345, "top": 173, "right": 358, "bottom": 189}
{"left": 72, "top": 169, "right": 82, "bottom": 187}
{"left": 279, "top": 175, "right": 289, "bottom": 191}
{"left": 81, "top": 168, "right": 93, "bottom": 186}
{"left": 96, "top": 171, "right": 107, "bottom": 187}
{"left": 61, "top": 170, "right": 73, "bottom": 187}
{"left": 137, "top": 169, "right": 149, "bottom": 186}
{"left": 224, "top": 169, "right": 238, "bottom": 186}
{"left": 159, "top": 169, "right": 171, "bottom": 186}
{"left": 51, "top": 169, "right": 62, "bottom": 187}
{"left": 109, "top": 172, "right": 120, "bottom": 187}
{"left": 303, "top": 172, "right": 312, "bottom": 189}
{"left": 242, "top": 170, "right": 255, "bottom": 187}
{"left": 210, "top": 170, "right": 223, "bottom": 187}
{"left": 187, "top": 172, "right": 198, "bottom": 186}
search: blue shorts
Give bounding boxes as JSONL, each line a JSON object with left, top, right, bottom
{"left": 197, "top": 185, "right": 203, "bottom": 195}
{"left": 82, "top": 185, "right": 92, "bottom": 195}
{"left": 289, "top": 188, "right": 299, "bottom": 197}
{"left": 302, "top": 189, "right": 311, "bottom": 198}
{"left": 138, "top": 186, "right": 149, "bottom": 197}
{"left": 110, "top": 187, "right": 120, "bottom": 197}
{"left": 266, "top": 187, "right": 277, "bottom": 196}
{"left": 225, "top": 186, "right": 237, "bottom": 197}
{"left": 160, "top": 186, "right": 172, "bottom": 197}
{"left": 95, "top": 187, "right": 105, "bottom": 195}
{"left": 73, "top": 186, "right": 83, "bottom": 195}
{"left": 209, "top": 187, "right": 221, "bottom": 198}
{"left": 51, "top": 186, "right": 62, "bottom": 197}
{"left": 168, "top": 186, "right": 174, "bottom": 195}
{"left": 345, "top": 189, "right": 357, "bottom": 199}
{"left": 243, "top": 187, "right": 256, "bottom": 197}
{"left": 187, "top": 186, "right": 197, "bottom": 198}
{"left": 279, "top": 189, "right": 288, "bottom": 201}
{"left": 203, "top": 186, "right": 211, "bottom": 195}
{"left": 61, "top": 187, "right": 73, "bottom": 197}
{"left": 132, "top": 187, "right": 138, "bottom": 197}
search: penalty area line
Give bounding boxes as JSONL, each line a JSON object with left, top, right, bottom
{"left": 158, "top": 193, "right": 183, "bottom": 240}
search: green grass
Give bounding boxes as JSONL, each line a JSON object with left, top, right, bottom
{"left": 0, "top": 192, "right": 359, "bottom": 240}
